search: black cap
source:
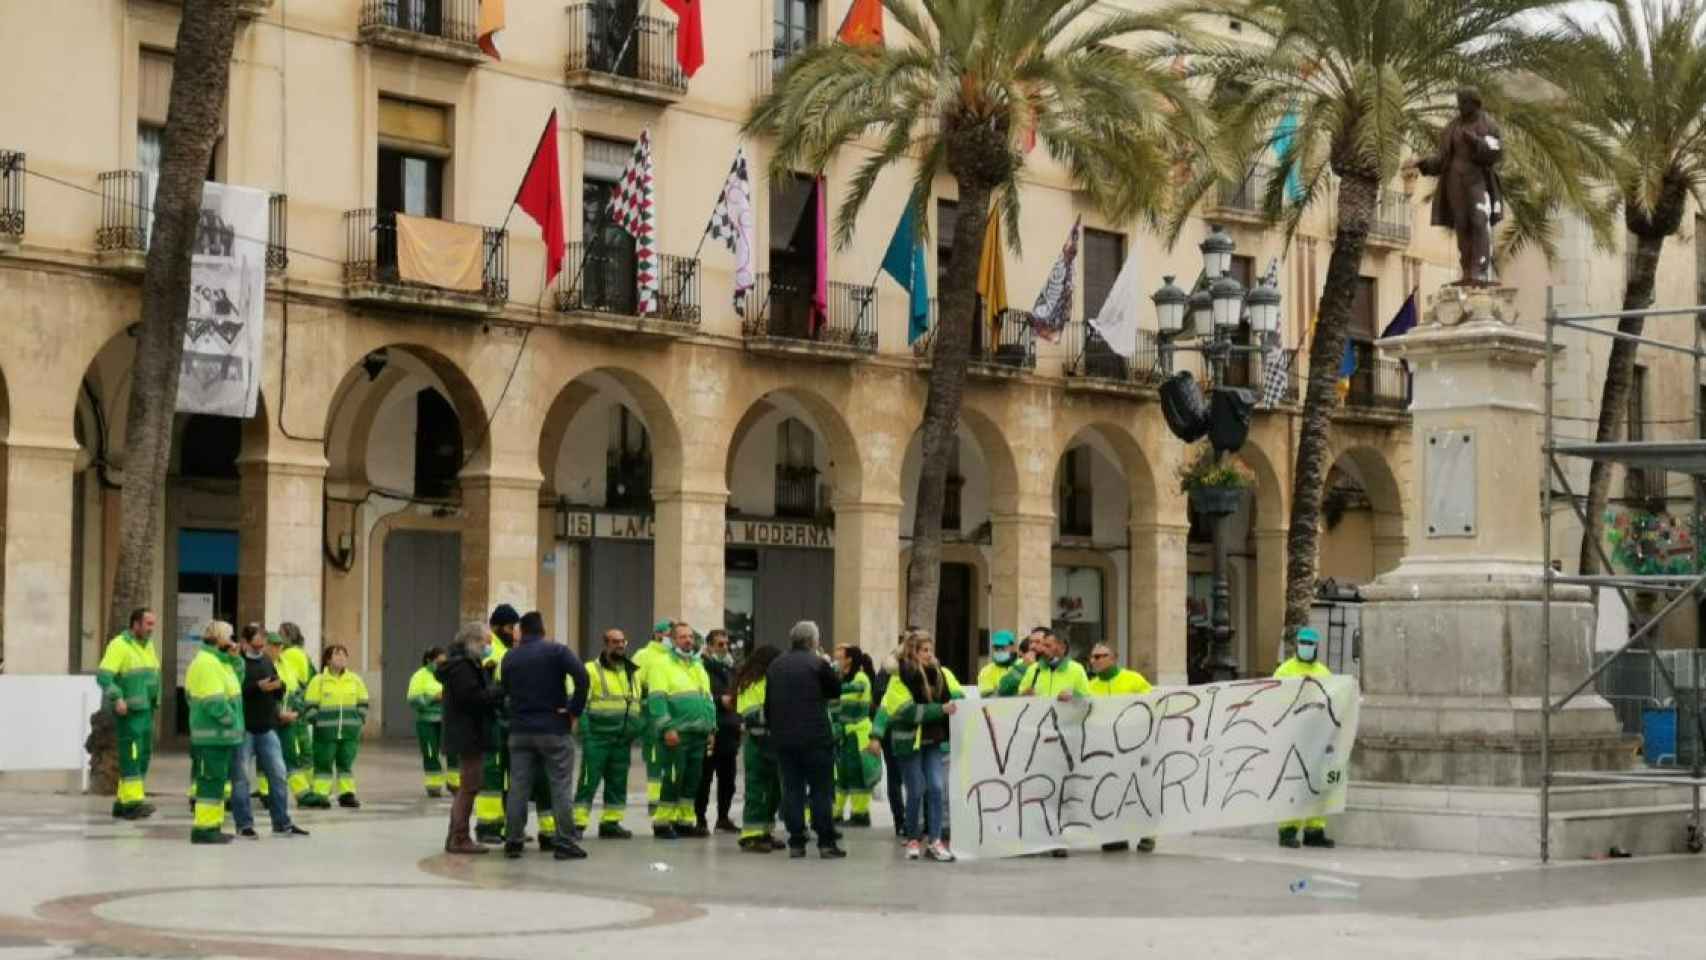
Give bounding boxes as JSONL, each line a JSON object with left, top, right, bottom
{"left": 520, "top": 611, "right": 546, "bottom": 637}
{"left": 490, "top": 604, "right": 521, "bottom": 629}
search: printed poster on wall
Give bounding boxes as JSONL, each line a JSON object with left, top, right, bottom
{"left": 176, "top": 182, "right": 268, "bottom": 418}
{"left": 948, "top": 675, "right": 1360, "bottom": 859}
{"left": 175, "top": 592, "right": 213, "bottom": 687}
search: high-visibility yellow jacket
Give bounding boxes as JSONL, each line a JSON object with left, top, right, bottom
{"left": 185, "top": 645, "right": 242, "bottom": 747}
{"left": 96, "top": 631, "right": 161, "bottom": 714}
{"left": 631, "top": 639, "right": 670, "bottom": 693}
{"left": 976, "top": 659, "right": 1026, "bottom": 697}
{"left": 304, "top": 669, "right": 369, "bottom": 738}
{"left": 582, "top": 656, "right": 646, "bottom": 741}
{"left": 406, "top": 665, "right": 444, "bottom": 723}
{"left": 1019, "top": 658, "right": 1091, "bottom": 700}
{"left": 736, "top": 678, "right": 769, "bottom": 738}
{"left": 1274, "top": 657, "right": 1331, "bottom": 680}
{"left": 644, "top": 650, "right": 715, "bottom": 737}
{"left": 1088, "top": 666, "right": 1152, "bottom": 697}
{"left": 279, "top": 645, "right": 315, "bottom": 690}
{"left": 872, "top": 667, "right": 964, "bottom": 756}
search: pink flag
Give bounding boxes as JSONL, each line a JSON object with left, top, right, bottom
{"left": 811, "top": 176, "right": 829, "bottom": 336}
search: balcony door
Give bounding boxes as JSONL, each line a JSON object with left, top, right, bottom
{"left": 588, "top": 0, "right": 641, "bottom": 77}
{"left": 769, "top": 173, "right": 819, "bottom": 337}
{"left": 1082, "top": 228, "right": 1127, "bottom": 377}
{"left": 581, "top": 137, "right": 639, "bottom": 314}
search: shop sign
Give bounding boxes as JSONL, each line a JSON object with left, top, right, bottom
{"left": 562, "top": 511, "right": 834, "bottom": 549}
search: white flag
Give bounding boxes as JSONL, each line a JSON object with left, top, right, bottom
{"left": 177, "top": 182, "right": 269, "bottom": 418}
{"left": 1088, "top": 246, "right": 1141, "bottom": 358}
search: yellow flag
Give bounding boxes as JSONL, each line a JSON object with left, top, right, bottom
{"left": 976, "top": 210, "right": 1008, "bottom": 348}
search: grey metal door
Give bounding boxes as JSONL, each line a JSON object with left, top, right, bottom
{"left": 755, "top": 546, "right": 834, "bottom": 650}
{"left": 382, "top": 530, "right": 461, "bottom": 737}
{"left": 582, "top": 540, "right": 655, "bottom": 660}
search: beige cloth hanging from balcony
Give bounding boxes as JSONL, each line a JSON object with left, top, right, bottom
{"left": 396, "top": 214, "right": 483, "bottom": 292}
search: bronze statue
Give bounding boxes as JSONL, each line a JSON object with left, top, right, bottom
{"left": 1408, "top": 88, "right": 1504, "bottom": 285}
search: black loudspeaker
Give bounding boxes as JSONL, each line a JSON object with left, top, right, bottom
{"left": 1159, "top": 371, "right": 1211, "bottom": 443}
{"left": 1209, "top": 387, "right": 1256, "bottom": 453}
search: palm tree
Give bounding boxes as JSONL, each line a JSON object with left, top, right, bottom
{"left": 1562, "top": 0, "right": 1706, "bottom": 576}
{"left": 107, "top": 0, "right": 242, "bottom": 632}
{"left": 1173, "top": 0, "right": 1612, "bottom": 634}
{"left": 746, "top": 0, "right": 1213, "bottom": 630}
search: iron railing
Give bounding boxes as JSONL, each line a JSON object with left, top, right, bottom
{"left": 359, "top": 0, "right": 480, "bottom": 44}
{"left": 1063, "top": 319, "right": 1167, "bottom": 385}
{"left": 1214, "top": 163, "right": 1273, "bottom": 214}
{"left": 266, "top": 193, "right": 287, "bottom": 273}
{"left": 343, "top": 208, "right": 508, "bottom": 303}
{"left": 556, "top": 242, "right": 701, "bottom": 325}
{"left": 1626, "top": 465, "right": 1671, "bottom": 509}
{"left": 0, "top": 150, "right": 22, "bottom": 240}
{"left": 745, "top": 273, "right": 878, "bottom": 351}
{"left": 1342, "top": 343, "right": 1411, "bottom": 410}
{"left": 915, "top": 301, "right": 1038, "bottom": 370}
{"left": 565, "top": 3, "right": 687, "bottom": 93}
{"left": 1369, "top": 191, "right": 1413, "bottom": 245}
{"left": 774, "top": 464, "right": 821, "bottom": 519}
{"left": 1259, "top": 347, "right": 1304, "bottom": 407}
{"left": 750, "top": 48, "right": 780, "bottom": 100}
{"left": 97, "top": 170, "right": 149, "bottom": 253}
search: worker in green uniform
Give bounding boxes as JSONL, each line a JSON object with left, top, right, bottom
{"left": 1087, "top": 642, "right": 1155, "bottom": 853}
{"left": 185, "top": 620, "right": 243, "bottom": 844}
{"left": 302, "top": 644, "right": 369, "bottom": 809}
{"left": 631, "top": 619, "right": 673, "bottom": 818}
{"left": 97, "top": 607, "right": 162, "bottom": 820}
{"left": 646, "top": 622, "right": 715, "bottom": 839}
{"left": 1275, "top": 627, "right": 1336, "bottom": 849}
{"left": 275, "top": 623, "right": 317, "bottom": 801}
{"left": 407, "top": 647, "right": 449, "bottom": 797}
{"left": 831, "top": 644, "right": 875, "bottom": 826}
{"left": 475, "top": 604, "right": 521, "bottom": 842}
{"left": 976, "top": 630, "right": 1028, "bottom": 697}
{"left": 260, "top": 632, "right": 307, "bottom": 800}
{"left": 1018, "top": 627, "right": 1091, "bottom": 701}
{"left": 735, "top": 645, "right": 783, "bottom": 851}
{"left": 575, "top": 627, "right": 644, "bottom": 839}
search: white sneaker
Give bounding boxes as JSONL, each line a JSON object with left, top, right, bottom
{"left": 905, "top": 839, "right": 921, "bottom": 860}
{"left": 927, "top": 840, "right": 956, "bottom": 862}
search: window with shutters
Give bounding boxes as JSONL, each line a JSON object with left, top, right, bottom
{"left": 578, "top": 136, "right": 639, "bottom": 314}
{"left": 774, "top": 0, "right": 821, "bottom": 65}
{"left": 136, "top": 49, "right": 221, "bottom": 245}
{"left": 766, "top": 173, "right": 819, "bottom": 337}
{"left": 377, "top": 96, "right": 449, "bottom": 219}
{"left": 1345, "top": 276, "right": 1378, "bottom": 401}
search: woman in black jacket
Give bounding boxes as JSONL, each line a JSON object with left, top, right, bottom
{"left": 438, "top": 621, "right": 501, "bottom": 854}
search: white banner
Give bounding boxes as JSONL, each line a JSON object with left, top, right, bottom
{"left": 176, "top": 182, "right": 268, "bottom": 418}
{"left": 948, "top": 676, "right": 1360, "bottom": 859}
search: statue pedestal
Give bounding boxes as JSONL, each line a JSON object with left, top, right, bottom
{"left": 1326, "top": 292, "right": 1654, "bottom": 857}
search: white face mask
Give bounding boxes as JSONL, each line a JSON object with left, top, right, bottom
{"left": 1297, "top": 643, "right": 1318, "bottom": 663}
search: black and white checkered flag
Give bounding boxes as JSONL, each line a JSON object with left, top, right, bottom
{"left": 703, "top": 146, "right": 756, "bottom": 316}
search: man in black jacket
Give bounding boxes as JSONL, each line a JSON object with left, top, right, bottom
{"left": 695, "top": 629, "right": 741, "bottom": 834}
{"left": 500, "top": 612, "right": 590, "bottom": 861}
{"left": 765, "top": 620, "right": 845, "bottom": 859}
{"left": 230, "top": 623, "right": 308, "bottom": 839}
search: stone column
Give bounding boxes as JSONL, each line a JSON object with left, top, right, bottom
{"left": 1129, "top": 520, "right": 1189, "bottom": 684}
{"left": 460, "top": 470, "right": 541, "bottom": 623}
{"left": 1250, "top": 527, "right": 1289, "bottom": 675}
{"left": 990, "top": 508, "right": 1053, "bottom": 638}
{"left": 2, "top": 437, "right": 79, "bottom": 673}
{"left": 1356, "top": 289, "right": 1630, "bottom": 787}
{"left": 653, "top": 487, "right": 727, "bottom": 634}
{"left": 236, "top": 442, "right": 327, "bottom": 646}
{"left": 833, "top": 499, "right": 902, "bottom": 659}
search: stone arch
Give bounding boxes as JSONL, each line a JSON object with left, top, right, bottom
{"left": 537, "top": 365, "right": 685, "bottom": 502}
{"left": 321, "top": 343, "right": 490, "bottom": 496}
{"left": 1322, "top": 442, "right": 1407, "bottom": 581}
{"left": 1048, "top": 419, "right": 1161, "bottom": 525}
{"left": 724, "top": 385, "right": 862, "bottom": 511}
{"left": 1231, "top": 434, "right": 1287, "bottom": 529}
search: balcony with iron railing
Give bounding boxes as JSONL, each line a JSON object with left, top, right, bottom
{"left": 1367, "top": 191, "right": 1413, "bottom": 248}
{"left": 742, "top": 273, "right": 878, "bottom": 361}
{"left": 1062, "top": 319, "right": 1168, "bottom": 397}
{"left": 343, "top": 208, "right": 506, "bottom": 314}
{"left": 358, "top": 0, "right": 485, "bottom": 63}
{"left": 555, "top": 241, "right": 700, "bottom": 338}
{"left": 1624, "top": 465, "right": 1670, "bottom": 511}
{"left": 96, "top": 170, "right": 288, "bottom": 276}
{"left": 774, "top": 464, "right": 826, "bottom": 521}
{"left": 565, "top": 4, "right": 688, "bottom": 103}
{"left": 0, "top": 150, "right": 22, "bottom": 251}
{"left": 913, "top": 301, "right": 1037, "bottom": 379}
{"left": 1340, "top": 342, "right": 1412, "bottom": 416}
{"left": 1207, "top": 163, "right": 1274, "bottom": 223}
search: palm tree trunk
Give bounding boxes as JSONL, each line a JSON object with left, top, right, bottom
{"left": 1282, "top": 175, "right": 1379, "bottom": 633}
{"left": 104, "top": 0, "right": 240, "bottom": 635}
{"left": 905, "top": 179, "right": 992, "bottom": 631}
{"left": 1578, "top": 231, "right": 1667, "bottom": 575}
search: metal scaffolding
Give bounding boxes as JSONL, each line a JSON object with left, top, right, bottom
{"left": 1542, "top": 296, "right": 1706, "bottom": 862}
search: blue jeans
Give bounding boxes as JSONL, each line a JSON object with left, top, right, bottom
{"left": 231, "top": 730, "right": 293, "bottom": 832}
{"left": 899, "top": 748, "right": 946, "bottom": 842}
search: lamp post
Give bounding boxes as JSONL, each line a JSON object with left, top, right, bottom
{"left": 1154, "top": 225, "right": 1281, "bottom": 681}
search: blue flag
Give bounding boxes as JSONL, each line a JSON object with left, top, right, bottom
{"left": 1338, "top": 337, "right": 1358, "bottom": 379}
{"left": 881, "top": 202, "right": 931, "bottom": 344}
{"left": 1272, "top": 107, "right": 1306, "bottom": 203}
{"left": 1380, "top": 288, "right": 1419, "bottom": 339}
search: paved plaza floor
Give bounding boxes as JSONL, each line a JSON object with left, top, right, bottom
{"left": 0, "top": 744, "right": 1701, "bottom": 959}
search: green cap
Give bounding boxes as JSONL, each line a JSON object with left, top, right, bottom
{"left": 653, "top": 619, "right": 673, "bottom": 635}
{"left": 992, "top": 630, "right": 1016, "bottom": 648}
{"left": 265, "top": 631, "right": 284, "bottom": 646}
{"left": 1295, "top": 627, "right": 1321, "bottom": 645}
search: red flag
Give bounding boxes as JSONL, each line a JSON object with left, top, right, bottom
{"left": 836, "top": 0, "right": 884, "bottom": 46}
{"left": 514, "top": 110, "right": 565, "bottom": 285}
{"left": 658, "top": 0, "right": 704, "bottom": 78}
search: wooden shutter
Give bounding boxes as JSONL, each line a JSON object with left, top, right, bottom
{"left": 139, "top": 50, "right": 174, "bottom": 127}
{"left": 378, "top": 96, "right": 450, "bottom": 154}
{"left": 1083, "top": 229, "right": 1125, "bottom": 317}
